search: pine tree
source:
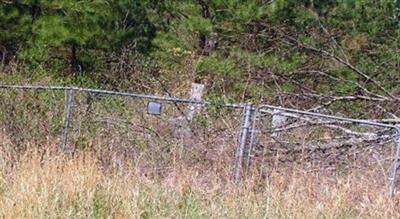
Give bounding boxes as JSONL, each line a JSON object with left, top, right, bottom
{"left": 0, "top": 0, "right": 155, "bottom": 72}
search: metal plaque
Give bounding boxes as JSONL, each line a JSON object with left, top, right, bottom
{"left": 148, "top": 101, "right": 162, "bottom": 115}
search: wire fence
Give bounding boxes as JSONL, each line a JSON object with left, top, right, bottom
{"left": 1, "top": 84, "right": 400, "bottom": 197}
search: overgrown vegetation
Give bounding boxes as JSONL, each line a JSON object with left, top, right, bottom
{"left": 0, "top": 150, "right": 398, "bottom": 218}
{"left": 1, "top": 1, "right": 400, "bottom": 217}
{"left": 1, "top": 0, "right": 400, "bottom": 117}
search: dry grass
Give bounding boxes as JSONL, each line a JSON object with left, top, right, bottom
{"left": 0, "top": 147, "right": 399, "bottom": 219}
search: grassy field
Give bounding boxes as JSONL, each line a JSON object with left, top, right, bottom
{"left": 0, "top": 146, "right": 399, "bottom": 219}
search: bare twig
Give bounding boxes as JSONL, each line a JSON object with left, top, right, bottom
{"left": 285, "top": 36, "right": 397, "bottom": 100}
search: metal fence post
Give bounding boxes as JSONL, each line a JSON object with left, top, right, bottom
{"left": 61, "top": 89, "right": 75, "bottom": 152}
{"left": 389, "top": 125, "right": 400, "bottom": 197}
{"left": 234, "top": 103, "right": 253, "bottom": 184}
{"left": 246, "top": 107, "right": 259, "bottom": 173}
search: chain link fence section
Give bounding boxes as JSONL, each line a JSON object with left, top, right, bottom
{"left": 243, "top": 105, "right": 400, "bottom": 196}
{"left": 0, "top": 88, "right": 65, "bottom": 152}
{"left": 0, "top": 85, "right": 243, "bottom": 181}
{"left": 69, "top": 90, "right": 243, "bottom": 178}
{"left": 1, "top": 84, "right": 400, "bottom": 196}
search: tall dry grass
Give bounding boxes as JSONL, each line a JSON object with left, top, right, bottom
{"left": 0, "top": 147, "right": 399, "bottom": 219}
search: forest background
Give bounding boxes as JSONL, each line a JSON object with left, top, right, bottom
{"left": 2, "top": 0, "right": 400, "bottom": 118}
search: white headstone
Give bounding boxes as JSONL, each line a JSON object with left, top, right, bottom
{"left": 173, "top": 83, "right": 205, "bottom": 145}
{"left": 187, "top": 83, "right": 205, "bottom": 121}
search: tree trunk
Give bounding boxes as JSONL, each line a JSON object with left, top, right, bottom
{"left": 30, "top": 4, "right": 41, "bottom": 23}
{"left": 70, "top": 45, "right": 82, "bottom": 72}
{"left": 198, "top": 0, "right": 210, "bottom": 56}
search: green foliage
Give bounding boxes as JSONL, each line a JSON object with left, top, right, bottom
{"left": 1, "top": 0, "right": 400, "bottom": 116}
{"left": 1, "top": 0, "right": 155, "bottom": 73}
{"left": 149, "top": 0, "right": 400, "bottom": 116}
{"left": 196, "top": 53, "right": 240, "bottom": 78}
